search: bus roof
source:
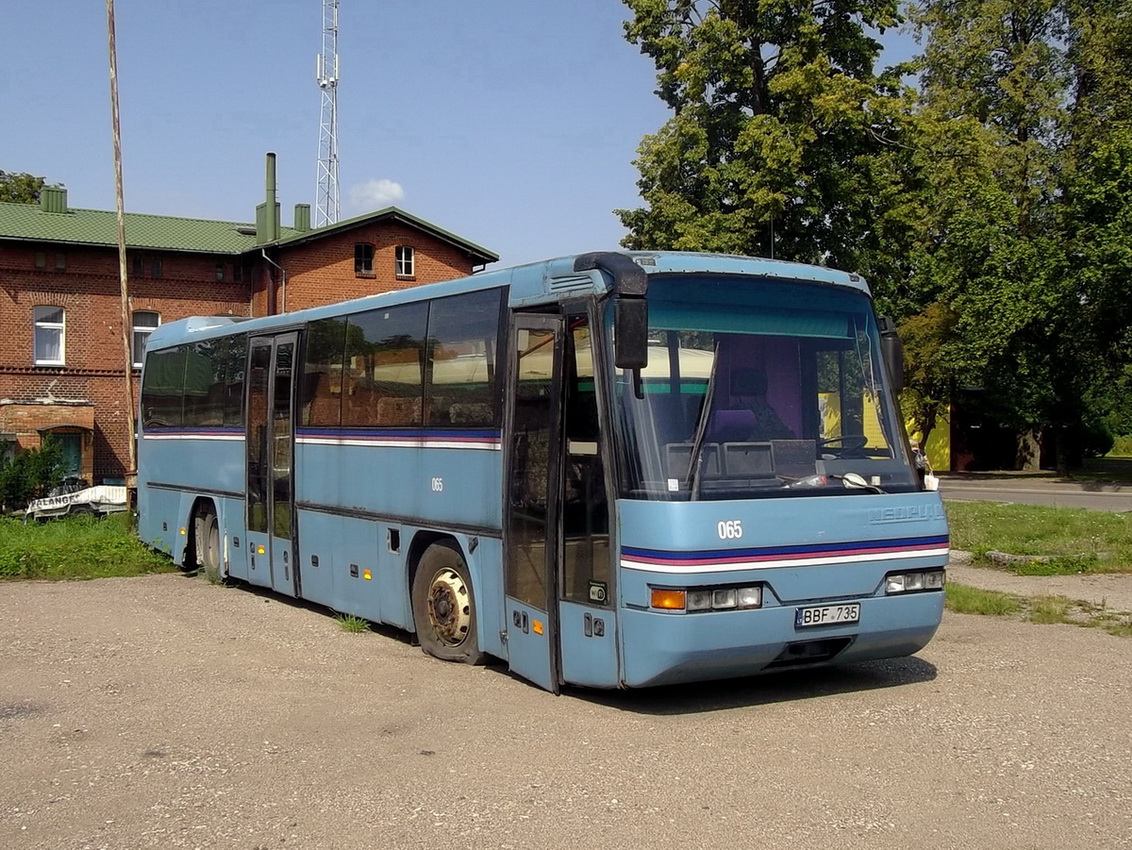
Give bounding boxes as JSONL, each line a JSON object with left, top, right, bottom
{"left": 144, "top": 251, "right": 870, "bottom": 351}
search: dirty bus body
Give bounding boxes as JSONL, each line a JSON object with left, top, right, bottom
{"left": 137, "top": 251, "right": 948, "bottom": 692}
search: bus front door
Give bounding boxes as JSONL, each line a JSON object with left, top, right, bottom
{"left": 245, "top": 333, "right": 298, "bottom": 597}
{"left": 504, "top": 314, "right": 564, "bottom": 693}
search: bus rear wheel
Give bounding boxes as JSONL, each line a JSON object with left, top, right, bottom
{"left": 194, "top": 505, "right": 223, "bottom": 584}
{"left": 412, "top": 542, "right": 485, "bottom": 664}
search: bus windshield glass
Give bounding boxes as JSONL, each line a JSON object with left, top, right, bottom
{"left": 610, "top": 274, "right": 918, "bottom": 500}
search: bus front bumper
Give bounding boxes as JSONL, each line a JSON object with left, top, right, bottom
{"left": 618, "top": 591, "right": 944, "bottom": 689}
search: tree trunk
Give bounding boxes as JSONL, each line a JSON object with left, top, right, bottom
{"left": 1016, "top": 429, "right": 1041, "bottom": 470}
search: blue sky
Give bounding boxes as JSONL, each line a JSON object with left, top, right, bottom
{"left": 2, "top": 1, "right": 916, "bottom": 268}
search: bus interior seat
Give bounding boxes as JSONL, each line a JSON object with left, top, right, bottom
{"left": 375, "top": 396, "right": 422, "bottom": 426}
{"left": 449, "top": 402, "right": 493, "bottom": 425}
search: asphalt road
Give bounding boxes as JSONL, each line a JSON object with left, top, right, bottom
{"left": 2, "top": 574, "right": 1130, "bottom": 849}
{"left": 940, "top": 475, "right": 1132, "bottom": 511}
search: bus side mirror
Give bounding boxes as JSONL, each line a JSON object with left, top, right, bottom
{"left": 614, "top": 297, "right": 649, "bottom": 370}
{"left": 878, "top": 316, "right": 904, "bottom": 393}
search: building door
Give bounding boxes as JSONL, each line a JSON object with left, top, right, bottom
{"left": 57, "top": 433, "right": 82, "bottom": 480}
{"left": 503, "top": 314, "right": 564, "bottom": 693}
{"left": 245, "top": 332, "right": 298, "bottom": 596}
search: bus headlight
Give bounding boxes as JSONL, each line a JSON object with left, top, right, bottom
{"left": 687, "top": 590, "right": 713, "bottom": 611}
{"left": 885, "top": 570, "right": 946, "bottom": 594}
{"left": 651, "top": 584, "right": 763, "bottom": 612}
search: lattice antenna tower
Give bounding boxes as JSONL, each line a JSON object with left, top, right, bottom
{"left": 315, "top": 0, "right": 340, "bottom": 227}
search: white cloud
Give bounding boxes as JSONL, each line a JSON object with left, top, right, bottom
{"left": 348, "top": 178, "right": 405, "bottom": 212}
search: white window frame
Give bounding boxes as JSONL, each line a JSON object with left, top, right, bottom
{"left": 132, "top": 310, "right": 161, "bottom": 368}
{"left": 396, "top": 245, "right": 415, "bottom": 278}
{"left": 34, "top": 306, "right": 65, "bottom": 366}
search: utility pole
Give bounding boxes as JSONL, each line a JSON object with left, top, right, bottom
{"left": 106, "top": 0, "right": 136, "bottom": 492}
{"left": 315, "top": 0, "right": 340, "bottom": 227}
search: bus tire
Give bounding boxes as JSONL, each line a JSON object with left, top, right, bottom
{"left": 411, "top": 541, "right": 485, "bottom": 664}
{"left": 194, "top": 505, "right": 223, "bottom": 584}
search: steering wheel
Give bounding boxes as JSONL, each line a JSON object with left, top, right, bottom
{"left": 819, "top": 434, "right": 868, "bottom": 456}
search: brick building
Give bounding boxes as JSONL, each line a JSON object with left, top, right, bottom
{"left": 0, "top": 160, "right": 497, "bottom": 483}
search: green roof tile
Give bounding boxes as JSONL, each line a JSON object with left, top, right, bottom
{"left": 0, "top": 201, "right": 280, "bottom": 254}
{"left": 0, "top": 200, "right": 497, "bottom": 263}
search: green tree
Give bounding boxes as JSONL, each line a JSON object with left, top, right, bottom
{"left": 1061, "top": 0, "right": 1132, "bottom": 444}
{"left": 617, "top": 0, "right": 919, "bottom": 294}
{"left": 0, "top": 170, "right": 47, "bottom": 204}
{"left": 906, "top": 0, "right": 1078, "bottom": 468}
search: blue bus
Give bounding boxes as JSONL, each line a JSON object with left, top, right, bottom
{"left": 137, "top": 251, "right": 948, "bottom": 692}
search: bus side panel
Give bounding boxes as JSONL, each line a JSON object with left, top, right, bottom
{"left": 295, "top": 442, "right": 503, "bottom": 532}
{"left": 374, "top": 523, "right": 412, "bottom": 630}
{"left": 138, "top": 487, "right": 181, "bottom": 561}
{"left": 220, "top": 495, "right": 249, "bottom": 581}
{"left": 296, "top": 510, "right": 337, "bottom": 608}
{"left": 335, "top": 516, "right": 384, "bottom": 623}
{"left": 461, "top": 535, "right": 505, "bottom": 661}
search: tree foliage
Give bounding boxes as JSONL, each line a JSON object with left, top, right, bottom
{"left": 617, "top": 0, "right": 918, "bottom": 293}
{"left": 620, "top": 0, "right": 1132, "bottom": 468}
{"left": 0, "top": 170, "right": 47, "bottom": 204}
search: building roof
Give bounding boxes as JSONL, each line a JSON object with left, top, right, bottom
{"left": 0, "top": 191, "right": 497, "bottom": 263}
{"left": 275, "top": 206, "right": 498, "bottom": 264}
{"left": 0, "top": 198, "right": 290, "bottom": 254}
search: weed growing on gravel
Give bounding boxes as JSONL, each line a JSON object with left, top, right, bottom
{"left": 945, "top": 583, "right": 1021, "bottom": 616}
{"left": 1028, "top": 596, "right": 1072, "bottom": 624}
{"left": 0, "top": 513, "right": 173, "bottom": 580}
{"left": 947, "top": 582, "right": 1132, "bottom": 636}
{"left": 1012, "top": 555, "right": 1100, "bottom": 576}
{"left": 336, "top": 614, "right": 370, "bottom": 633}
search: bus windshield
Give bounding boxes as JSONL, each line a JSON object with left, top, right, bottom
{"left": 609, "top": 275, "right": 918, "bottom": 500}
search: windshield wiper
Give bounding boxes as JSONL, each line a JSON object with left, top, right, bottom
{"left": 684, "top": 341, "right": 720, "bottom": 501}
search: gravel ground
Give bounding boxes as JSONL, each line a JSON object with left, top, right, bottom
{"left": 947, "top": 555, "right": 1132, "bottom": 613}
{"left": 2, "top": 573, "right": 1131, "bottom": 850}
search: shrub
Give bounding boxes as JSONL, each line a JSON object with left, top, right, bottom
{"left": 0, "top": 437, "right": 66, "bottom": 514}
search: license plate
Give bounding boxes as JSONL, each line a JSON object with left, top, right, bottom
{"left": 795, "top": 603, "right": 860, "bottom": 628}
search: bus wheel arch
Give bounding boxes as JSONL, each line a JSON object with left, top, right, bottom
{"left": 409, "top": 535, "right": 486, "bottom": 665}
{"left": 190, "top": 498, "right": 224, "bottom": 584}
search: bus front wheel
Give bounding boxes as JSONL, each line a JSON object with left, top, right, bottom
{"left": 412, "top": 542, "right": 485, "bottom": 664}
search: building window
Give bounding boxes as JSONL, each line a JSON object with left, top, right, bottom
{"left": 215, "top": 263, "right": 225, "bottom": 281}
{"left": 35, "top": 252, "right": 46, "bottom": 269}
{"left": 33, "top": 306, "right": 65, "bottom": 366}
{"left": 233, "top": 263, "right": 246, "bottom": 282}
{"left": 132, "top": 311, "right": 160, "bottom": 368}
{"left": 132, "top": 255, "right": 143, "bottom": 278}
{"left": 151, "top": 259, "right": 163, "bottom": 278}
{"left": 355, "top": 243, "right": 374, "bottom": 276}
{"left": 396, "top": 245, "right": 415, "bottom": 278}
{"left": 55, "top": 252, "right": 67, "bottom": 271}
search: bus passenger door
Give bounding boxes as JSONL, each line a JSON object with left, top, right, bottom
{"left": 504, "top": 314, "right": 564, "bottom": 693}
{"left": 246, "top": 332, "right": 299, "bottom": 597}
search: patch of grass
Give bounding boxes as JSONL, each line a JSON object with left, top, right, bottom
{"left": 1011, "top": 555, "right": 1099, "bottom": 576}
{"left": 945, "top": 583, "right": 1021, "bottom": 616}
{"left": 0, "top": 513, "right": 173, "bottom": 580}
{"left": 945, "top": 501, "right": 1132, "bottom": 573}
{"left": 947, "top": 582, "right": 1132, "bottom": 636}
{"left": 336, "top": 614, "right": 370, "bottom": 633}
{"left": 1027, "top": 595, "right": 1072, "bottom": 624}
